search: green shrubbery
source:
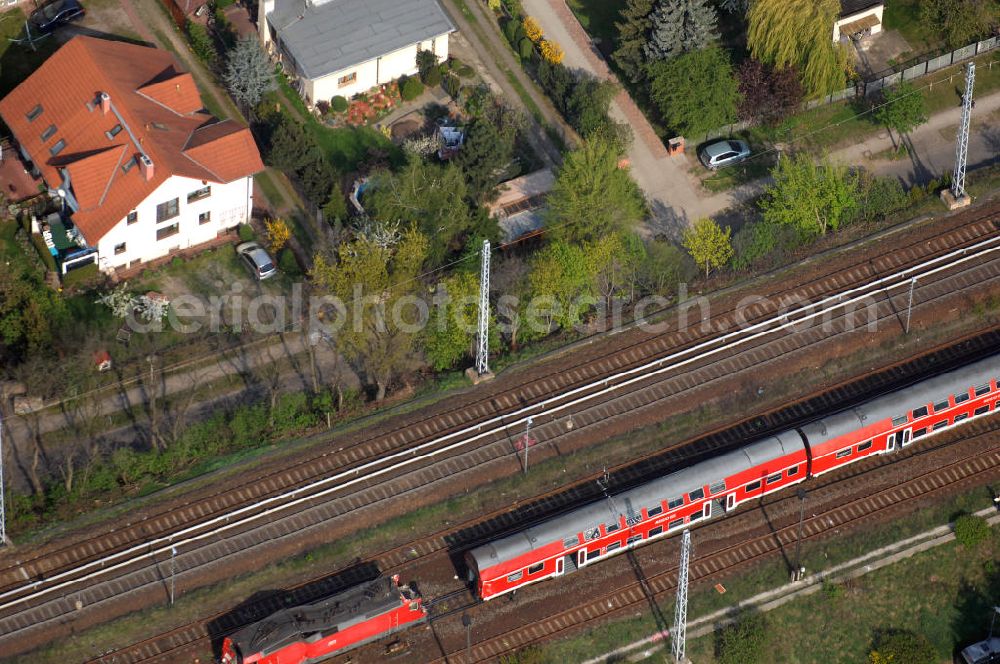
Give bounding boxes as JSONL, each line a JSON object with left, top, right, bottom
{"left": 238, "top": 223, "right": 256, "bottom": 242}
{"left": 401, "top": 76, "right": 424, "bottom": 101}
{"left": 9, "top": 389, "right": 357, "bottom": 532}
{"left": 331, "top": 95, "right": 348, "bottom": 113}
{"left": 955, "top": 513, "right": 990, "bottom": 548}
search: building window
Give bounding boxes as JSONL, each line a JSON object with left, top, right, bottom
{"left": 114, "top": 242, "right": 126, "bottom": 255}
{"left": 41, "top": 124, "right": 57, "bottom": 141}
{"left": 49, "top": 139, "right": 66, "bottom": 156}
{"left": 187, "top": 186, "right": 211, "bottom": 203}
{"left": 156, "top": 223, "right": 179, "bottom": 241}
{"left": 156, "top": 198, "right": 179, "bottom": 222}
{"left": 127, "top": 210, "right": 138, "bottom": 225}
{"left": 106, "top": 124, "right": 123, "bottom": 139}
{"left": 337, "top": 71, "right": 357, "bottom": 88}
{"left": 26, "top": 104, "right": 43, "bottom": 121}
{"left": 198, "top": 211, "right": 211, "bottom": 225}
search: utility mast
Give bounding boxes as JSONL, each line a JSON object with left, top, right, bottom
{"left": 475, "top": 239, "right": 491, "bottom": 376}
{"left": 672, "top": 530, "right": 692, "bottom": 663}
{"left": 943, "top": 62, "right": 975, "bottom": 209}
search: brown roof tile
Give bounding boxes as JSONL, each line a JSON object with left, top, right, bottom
{"left": 0, "top": 36, "right": 262, "bottom": 244}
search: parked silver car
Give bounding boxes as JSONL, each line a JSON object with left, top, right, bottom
{"left": 698, "top": 139, "right": 752, "bottom": 170}
{"left": 236, "top": 241, "right": 277, "bottom": 280}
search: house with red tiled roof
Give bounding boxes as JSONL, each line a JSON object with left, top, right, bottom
{"left": 0, "top": 36, "right": 263, "bottom": 275}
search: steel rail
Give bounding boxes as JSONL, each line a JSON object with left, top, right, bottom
{"left": 1, "top": 234, "right": 998, "bottom": 614}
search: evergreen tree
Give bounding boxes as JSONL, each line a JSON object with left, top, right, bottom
{"left": 643, "top": 0, "right": 718, "bottom": 63}
{"left": 612, "top": 0, "right": 655, "bottom": 82}
{"left": 224, "top": 37, "right": 276, "bottom": 112}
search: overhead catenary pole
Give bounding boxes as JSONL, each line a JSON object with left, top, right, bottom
{"left": 672, "top": 529, "right": 691, "bottom": 663}
{"left": 951, "top": 62, "right": 976, "bottom": 201}
{"left": 476, "top": 240, "right": 491, "bottom": 376}
{"left": 169, "top": 545, "right": 177, "bottom": 605}
{"left": 0, "top": 404, "right": 6, "bottom": 546}
{"left": 522, "top": 417, "right": 533, "bottom": 474}
{"left": 904, "top": 277, "right": 917, "bottom": 334}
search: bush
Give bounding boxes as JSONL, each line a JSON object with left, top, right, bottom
{"left": 717, "top": 613, "right": 769, "bottom": 664}
{"left": 323, "top": 185, "right": 348, "bottom": 222}
{"left": 401, "top": 76, "right": 424, "bottom": 100}
{"left": 423, "top": 66, "right": 442, "bottom": 87}
{"left": 185, "top": 20, "right": 217, "bottom": 66}
{"left": 272, "top": 392, "right": 319, "bottom": 433}
{"left": 504, "top": 18, "right": 524, "bottom": 46}
{"left": 229, "top": 403, "right": 269, "bottom": 448}
{"left": 456, "top": 64, "right": 475, "bottom": 78}
{"left": 955, "top": 513, "right": 990, "bottom": 548}
{"left": 416, "top": 49, "right": 439, "bottom": 82}
{"left": 278, "top": 247, "right": 300, "bottom": 276}
{"left": 315, "top": 99, "right": 330, "bottom": 115}
{"left": 869, "top": 631, "right": 937, "bottom": 664}
{"left": 443, "top": 72, "right": 461, "bottom": 99}
{"left": 331, "top": 95, "right": 348, "bottom": 112}
{"left": 852, "top": 171, "right": 908, "bottom": 225}
{"left": 238, "top": 223, "right": 256, "bottom": 242}
{"left": 518, "top": 37, "right": 534, "bottom": 61}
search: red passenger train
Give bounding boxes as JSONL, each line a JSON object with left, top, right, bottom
{"left": 465, "top": 355, "right": 1000, "bottom": 600}
{"left": 219, "top": 575, "right": 426, "bottom": 664}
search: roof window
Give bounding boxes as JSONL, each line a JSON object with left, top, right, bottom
{"left": 106, "top": 124, "right": 123, "bottom": 139}
{"left": 40, "top": 124, "right": 57, "bottom": 141}
{"left": 122, "top": 156, "right": 136, "bottom": 173}
{"left": 49, "top": 139, "right": 66, "bottom": 156}
{"left": 26, "top": 104, "right": 43, "bottom": 121}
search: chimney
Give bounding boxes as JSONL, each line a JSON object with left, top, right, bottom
{"left": 139, "top": 154, "right": 154, "bottom": 181}
{"left": 99, "top": 91, "right": 110, "bottom": 115}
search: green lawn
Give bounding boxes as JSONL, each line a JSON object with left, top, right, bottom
{"left": 701, "top": 150, "right": 776, "bottom": 193}
{"left": 0, "top": 9, "right": 58, "bottom": 98}
{"left": 882, "top": 0, "right": 941, "bottom": 54}
{"left": 254, "top": 170, "right": 288, "bottom": 210}
{"left": 565, "top": 0, "right": 626, "bottom": 45}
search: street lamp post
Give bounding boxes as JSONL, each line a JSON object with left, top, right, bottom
{"left": 793, "top": 488, "right": 807, "bottom": 581}
{"left": 522, "top": 417, "right": 533, "bottom": 475}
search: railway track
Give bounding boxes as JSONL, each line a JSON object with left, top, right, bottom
{"left": 3, "top": 211, "right": 1000, "bottom": 654}
{"left": 431, "top": 424, "right": 1000, "bottom": 663}
{"left": 83, "top": 407, "right": 1000, "bottom": 664}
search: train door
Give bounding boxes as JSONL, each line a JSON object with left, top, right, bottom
{"left": 726, "top": 494, "right": 736, "bottom": 512}
{"left": 702, "top": 501, "right": 712, "bottom": 520}
{"left": 886, "top": 432, "right": 896, "bottom": 452}
{"left": 555, "top": 557, "right": 565, "bottom": 576}
{"left": 578, "top": 549, "right": 587, "bottom": 569}
{"left": 900, "top": 429, "right": 912, "bottom": 447}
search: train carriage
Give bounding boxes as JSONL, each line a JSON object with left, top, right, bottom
{"left": 467, "top": 431, "right": 807, "bottom": 600}
{"left": 220, "top": 575, "right": 426, "bottom": 664}
{"left": 805, "top": 357, "right": 1000, "bottom": 476}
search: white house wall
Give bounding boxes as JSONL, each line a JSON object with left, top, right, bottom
{"left": 93, "top": 174, "right": 252, "bottom": 273}
{"left": 304, "top": 32, "right": 451, "bottom": 105}
{"left": 833, "top": 5, "right": 884, "bottom": 42}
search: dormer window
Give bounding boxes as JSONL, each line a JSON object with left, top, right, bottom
{"left": 40, "top": 124, "right": 57, "bottom": 141}
{"left": 122, "top": 156, "right": 136, "bottom": 173}
{"left": 26, "top": 104, "right": 43, "bottom": 121}
{"left": 106, "top": 124, "right": 123, "bottom": 139}
{"left": 49, "top": 139, "right": 66, "bottom": 156}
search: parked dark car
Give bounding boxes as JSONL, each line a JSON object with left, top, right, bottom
{"left": 29, "top": 0, "right": 85, "bottom": 33}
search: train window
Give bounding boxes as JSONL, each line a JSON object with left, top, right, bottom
{"left": 787, "top": 466, "right": 799, "bottom": 477}
{"left": 585, "top": 528, "right": 600, "bottom": 541}
{"left": 892, "top": 415, "right": 908, "bottom": 426}
{"left": 746, "top": 480, "right": 762, "bottom": 492}
{"left": 607, "top": 542, "right": 621, "bottom": 552}
{"left": 913, "top": 428, "right": 927, "bottom": 438}
{"left": 528, "top": 563, "right": 544, "bottom": 575}
{"left": 647, "top": 505, "right": 663, "bottom": 517}
{"left": 507, "top": 571, "right": 523, "bottom": 582}
{"left": 668, "top": 519, "right": 685, "bottom": 530}
{"left": 668, "top": 496, "right": 684, "bottom": 509}
{"left": 649, "top": 526, "right": 664, "bottom": 537}
{"left": 563, "top": 536, "right": 579, "bottom": 548}
{"left": 955, "top": 392, "right": 970, "bottom": 404}
{"left": 934, "top": 400, "right": 949, "bottom": 412}
{"left": 689, "top": 510, "right": 702, "bottom": 522}
{"left": 767, "top": 473, "right": 782, "bottom": 484}
{"left": 911, "top": 406, "right": 928, "bottom": 419}
{"left": 627, "top": 535, "right": 643, "bottom": 546}
{"left": 587, "top": 549, "right": 600, "bottom": 561}
{"left": 954, "top": 413, "right": 968, "bottom": 422}
{"left": 605, "top": 522, "right": 620, "bottom": 534}
{"left": 688, "top": 488, "right": 705, "bottom": 501}
{"left": 975, "top": 384, "right": 991, "bottom": 396}
{"left": 975, "top": 405, "right": 990, "bottom": 416}
{"left": 932, "top": 420, "right": 948, "bottom": 430}
{"left": 835, "top": 448, "right": 852, "bottom": 459}
{"left": 858, "top": 440, "right": 873, "bottom": 452}
{"left": 710, "top": 481, "right": 727, "bottom": 495}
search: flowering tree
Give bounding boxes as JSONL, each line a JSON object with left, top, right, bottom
{"left": 540, "top": 39, "right": 565, "bottom": 64}
{"left": 96, "top": 283, "right": 136, "bottom": 319}
{"left": 522, "top": 16, "right": 543, "bottom": 42}
{"left": 265, "top": 217, "right": 291, "bottom": 254}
